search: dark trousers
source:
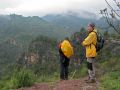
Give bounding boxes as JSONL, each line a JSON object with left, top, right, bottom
{"left": 59, "top": 49, "right": 70, "bottom": 80}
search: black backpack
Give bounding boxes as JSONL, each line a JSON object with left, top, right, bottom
{"left": 93, "top": 31, "right": 105, "bottom": 52}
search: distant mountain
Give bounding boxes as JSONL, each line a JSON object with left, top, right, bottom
{"left": 42, "top": 14, "right": 112, "bottom": 33}
{"left": 43, "top": 14, "right": 91, "bottom": 32}
{"left": 0, "top": 14, "right": 70, "bottom": 44}
{"left": 0, "top": 13, "right": 113, "bottom": 45}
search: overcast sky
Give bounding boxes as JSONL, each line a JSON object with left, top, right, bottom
{"left": 0, "top": 0, "right": 112, "bottom": 17}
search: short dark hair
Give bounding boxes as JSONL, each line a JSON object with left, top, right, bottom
{"left": 88, "top": 23, "right": 95, "bottom": 29}
{"left": 65, "top": 37, "right": 70, "bottom": 41}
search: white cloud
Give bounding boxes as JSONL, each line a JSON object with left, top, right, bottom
{"left": 0, "top": 0, "right": 108, "bottom": 17}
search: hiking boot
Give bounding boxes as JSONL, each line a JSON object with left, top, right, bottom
{"left": 86, "top": 79, "right": 96, "bottom": 83}
{"left": 84, "top": 77, "right": 90, "bottom": 82}
{"left": 65, "top": 78, "right": 68, "bottom": 80}
{"left": 60, "top": 79, "right": 64, "bottom": 81}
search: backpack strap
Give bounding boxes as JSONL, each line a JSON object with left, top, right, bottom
{"left": 91, "top": 31, "right": 97, "bottom": 47}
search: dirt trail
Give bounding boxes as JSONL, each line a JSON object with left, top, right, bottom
{"left": 19, "top": 78, "right": 99, "bottom": 90}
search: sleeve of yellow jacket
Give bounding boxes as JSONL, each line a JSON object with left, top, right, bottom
{"left": 82, "top": 32, "right": 95, "bottom": 46}
{"left": 61, "top": 40, "right": 74, "bottom": 58}
{"left": 82, "top": 32, "right": 97, "bottom": 58}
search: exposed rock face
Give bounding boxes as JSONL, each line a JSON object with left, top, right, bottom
{"left": 27, "top": 53, "right": 39, "bottom": 64}
{"left": 7, "top": 38, "right": 17, "bottom": 46}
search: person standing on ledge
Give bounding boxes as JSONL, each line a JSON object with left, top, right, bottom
{"left": 82, "top": 23, "right": 97, "bottom": 83}
{"left": 58, "top": 37, "right": 74, "bottom": 80}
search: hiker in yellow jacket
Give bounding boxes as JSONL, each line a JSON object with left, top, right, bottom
{"left": 82, "top": 23, "right": 97, "bottom": 83}
{"left": 59, "top": 37, "right": 74, "bottom": 80}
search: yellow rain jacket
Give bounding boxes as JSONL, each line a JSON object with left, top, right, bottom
{"left": 61, "top": 40, "right": 74, "bottom": 58}
{"left": 82, "top": 30, "right": 97, "bottom": 58}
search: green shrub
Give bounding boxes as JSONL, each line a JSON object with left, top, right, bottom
{"left": 11, "top": 68, "right": 36, "bottom": 89}
{"left": 0, "top": 68, "right": 36, "bottom": 90}
{"left": 99, "top": 71, "right": 120, "bottom": 90}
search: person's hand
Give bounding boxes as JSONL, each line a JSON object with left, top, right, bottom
{"left": 82, "top": 42, "right": 84, "bottom": 46}
{"left": 76, "top": 37, "right": 80, "bottom": 42}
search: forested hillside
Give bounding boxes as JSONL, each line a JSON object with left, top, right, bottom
{"left": 0, "top": 14, "right": 119, "bottom": 90}
{"left": 0, "top": 14, "right": 70, "bottom": 43}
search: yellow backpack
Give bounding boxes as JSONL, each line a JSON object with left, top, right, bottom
{"left": 61, "top": 40, "right": 74, "bottom": 58}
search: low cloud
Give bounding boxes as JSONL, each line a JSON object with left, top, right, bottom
{"left": 0, "top": 0, "right": 108, "bottom": 18}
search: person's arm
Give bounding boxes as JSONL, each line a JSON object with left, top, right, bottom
{"left": 82, "top": 33, "right": 95, "bottom": 46}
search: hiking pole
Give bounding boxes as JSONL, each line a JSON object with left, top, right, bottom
{"left": 70, "top": 46, "right": 85, "bottom": 80}
{"left": 70, "top": 62, "right": 82, "bottom": 80}
{"left": 70, "top": 66, "right": 77, "bottom": 80}
{"left": 70, "top": 35, "right": 85, "bottom": 79}
{"left": 70, "top": 57, "right": 85, "bottom": 79}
